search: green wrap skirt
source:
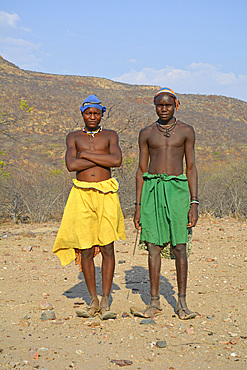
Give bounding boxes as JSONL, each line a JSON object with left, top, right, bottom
{"left": 139, "top": 172, "right": 192, "bottom": 259}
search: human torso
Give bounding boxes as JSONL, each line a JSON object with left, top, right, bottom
{"left": 74, "top": 129, "right": 112, "bottom": 182}
{"left": 145, "top": 120, "right": 190, "bottom": 176}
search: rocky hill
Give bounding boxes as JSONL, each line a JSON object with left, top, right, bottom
{"left": 1, "top": 56, "right": 247, "bottom": 171}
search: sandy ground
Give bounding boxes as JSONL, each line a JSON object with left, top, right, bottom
{"left": 0, "top": 217, "right": 246, "bottom": 370}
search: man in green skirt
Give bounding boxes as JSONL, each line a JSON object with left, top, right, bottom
{"left": 134, "top": 87, "right": 198, "bottom": 319}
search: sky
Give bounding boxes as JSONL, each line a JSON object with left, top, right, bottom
{"left": 0, "top": 0, "right": 247, "bottom": 101}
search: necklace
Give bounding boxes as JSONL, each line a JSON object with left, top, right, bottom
{"left": 156, "top": 118, "right": 177, "bottom": 137}
{"left": 83, "top": 126, "right": 102, "bottom": 139}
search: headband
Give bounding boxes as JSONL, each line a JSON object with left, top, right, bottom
{"left": 153, "top": 87, "right": 180, "bottom": 110}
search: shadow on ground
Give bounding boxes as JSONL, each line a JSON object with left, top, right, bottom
{"left": 124, "top": 265, "right": 177, "bottom": 313}
{"left": 62, "top": 267, "right": 120, "bottom": 306}
{"left": 63, "top": 265, "right": 177, "bottom": 312}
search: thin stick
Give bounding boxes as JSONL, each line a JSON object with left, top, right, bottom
{"left": 133, "top": 228, "right": 140, "bottom": 256}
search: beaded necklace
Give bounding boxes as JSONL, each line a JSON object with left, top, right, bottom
{"left": 156, "top": 118, "right": 177, "bottom": 137}
{"left": 83, "top": 126, "right": 102, "bottom": 139}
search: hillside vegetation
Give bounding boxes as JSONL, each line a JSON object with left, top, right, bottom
{"left": 0, "top": 56, "right": 247, "bottom": 222}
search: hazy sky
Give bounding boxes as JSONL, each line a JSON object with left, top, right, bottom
{"left": 1, "top": 0, "right": 246, "bottom": 101}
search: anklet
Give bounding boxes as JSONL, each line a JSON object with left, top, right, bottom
{"left": 150, "top": 295, "right": 160, "bottom": 300}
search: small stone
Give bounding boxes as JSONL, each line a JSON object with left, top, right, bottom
{"left": 22, "top": 246, "right": 33, "bottom": 252}
{"left": 156, "top": 340, "right": 167, "bottom": 348}
{"left": 186, "top": 327, "right": 194, "bottom": 335}
{"left": 229, "top": 332, "right": 238, "bottom": 337}
{"left": 140, "top": 318, "right": 156, "bottom": 325}
{"left": 111, "top": 359, "right": 133, "bottom": 366}
{"left": 223, "top": 318, "right": 231, "bottom": 322}
{"left": 53, "top": 319, "right": 65, "bottom": 325}
{"left": 41, "top": 310, "right": 56, "bottom": 321}
{"left": 23, "top": 231, "right": 36, "bottom": 238}
{"left": 73, "top": 302, "right": 84, "bottom": 307}
{"left": 205, "top": 257, "right": 215, "bottom": 262}
{"left": 19, "top": 319, "right": 30, "bottom": 327}
{"left": 39, "top": 301, "right": 53, "bottom": 310}
{"left": 122, "top": 312, "right": 130, "bottom": 318}
{"left": 229, "top": 338, "right": 238, "bottom": 345}
{"left": 30, "top": 347, "right": 38, "bottom": 359}
{"left": 132, "top": 288, "right": 139, "bottom": 294}
{"left": 207, "top": 315, "right": 213, "bottom": 320}
{"left": 118, "top": 260, "right": 126, "bottom": 264}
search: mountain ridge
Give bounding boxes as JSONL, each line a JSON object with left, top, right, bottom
{"left": 1, "top": 56, "right": 246, "bottom": 171}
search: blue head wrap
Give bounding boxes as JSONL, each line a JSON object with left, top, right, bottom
{"left": 80, "top": 94, "right": 106, "bottom": 117}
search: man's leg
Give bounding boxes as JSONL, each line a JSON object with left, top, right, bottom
{"left": 100, "top": 242, "right": 115, "bottom": 302}
{"left": 99, "top": 242, "right": 117, "bottom": 319}
{"left": 79, "top": 246, "right": 99, "bottom": 315}
{"left": 145, "top": 243, "right": 163, "bottom": 316}
{"left": 173, "top": 243, "right": 195, "bottom": 319}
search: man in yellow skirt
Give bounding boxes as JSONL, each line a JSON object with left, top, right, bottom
{"left": 53, "top": 94, "right": 125, "bottom": 320}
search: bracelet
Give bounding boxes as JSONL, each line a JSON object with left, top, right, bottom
{"left": 190, "top": 200, "right": 199, "bottom": 205}
{"left": 134, "top": 202, "right": 141, "bottom": 206}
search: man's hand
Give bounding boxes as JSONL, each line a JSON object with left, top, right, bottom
{"left": 77, "top": 151, "right": 84, "bottom": 159}
{"left": 187, "top": 204, "right": 198, "bottom": 228}
{"left": 78, "top": 151, "right": 88, "bottom": 159}
{"left": 134, "top": 207, "right": 142, "bottom": 230}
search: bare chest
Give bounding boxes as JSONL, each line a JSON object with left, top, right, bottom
{"left": 75, "top": 132, "right": 110, "bottom": 153}
{"left": 148, "top": 125, "right": 186, "bottom": 150}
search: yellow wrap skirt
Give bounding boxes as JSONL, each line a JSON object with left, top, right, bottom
{"left": 53, "top": 178, "right": 126, "bottom": 266}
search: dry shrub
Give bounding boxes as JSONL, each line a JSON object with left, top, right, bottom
{"left": 0, "top": 167, "right": 72, "bottom": 223}
{"left": 1, "top": 157, "right": 246, "bottom": 224}
{"left": 114, "top": 156, "right": 138, "bottom": 218}
{"left": 199, "top": 160, "right": 247, "bottom": 218}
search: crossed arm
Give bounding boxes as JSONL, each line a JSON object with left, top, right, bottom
{"left": 79, "top": 134, "right": 122, "bottom": 168}
{"left": 65, "top": 131, "right": 122, "bottom": 172}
